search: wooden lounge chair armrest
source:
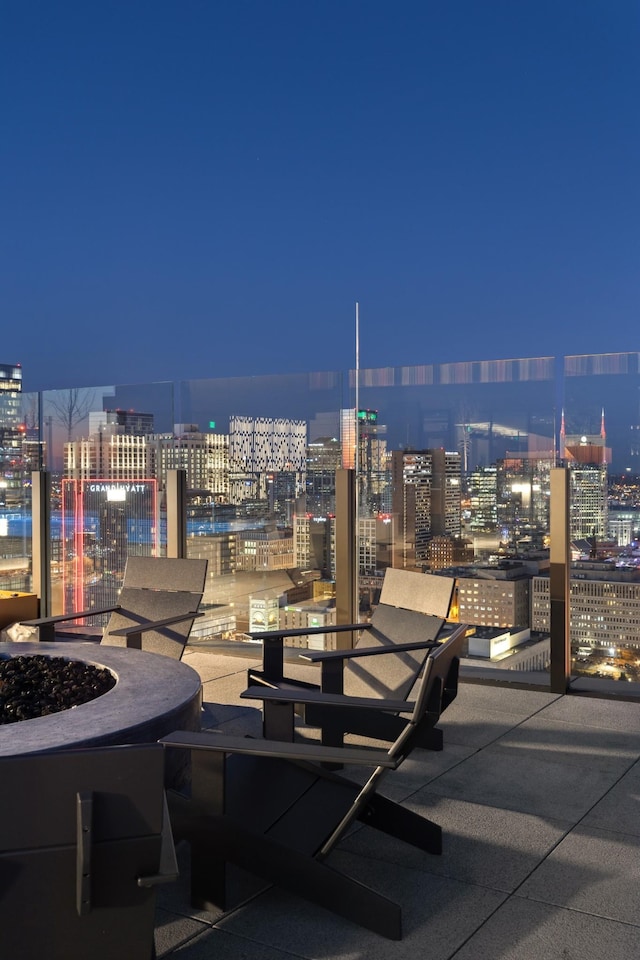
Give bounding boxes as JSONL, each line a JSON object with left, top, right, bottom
{"left": 110, "top": 611, "right": 203, "bottom": 648}
{"left": 22, "top": 606, "right": 121, "bottom": 642}
{"left": 300, "top": 639, "right": 440, "bottom": 663}
{"left": 159, "top": 730, "right": 397, "bottom": 768}
{"left": 22, "top": 606, "right": 120, "bottom": 628}
{"left": 241, "top": 684, "right": 414, "bottom": 715}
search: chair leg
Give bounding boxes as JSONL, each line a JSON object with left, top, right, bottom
{"left": 359, "top": 793, "right": 443, "bottom": 855}
{"left": 188, "top": 813, "right": 402, "bottom": 939}
{"left": 263, "top": 699, "right": 296, "bottom": 741}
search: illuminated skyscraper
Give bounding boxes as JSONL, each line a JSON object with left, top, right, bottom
{"left": 391, "top": 449, "right": 462, "bottom": 570}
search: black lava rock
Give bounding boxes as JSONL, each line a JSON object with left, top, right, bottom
{"left": 0, "top": 654, "right": 116, "bottom": 724}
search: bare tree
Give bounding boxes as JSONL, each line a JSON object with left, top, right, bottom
{"left": 47, "top": 388, "right": 96, "bottom": 443}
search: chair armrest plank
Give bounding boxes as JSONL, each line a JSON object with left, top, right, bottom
{"left": 248, "top": 622, "right": 372, "bottom": 642}
{"left": 22, "top": 606, "right": 120, "bottom": 627}
{"left": 300, "top": 639, "right": 439, "bottom": 663}
{"left": 241, "top": 684, "right": 413, "bottom": 715}
{"left": 160, "top": 730, "right": 397, "bottom": 767}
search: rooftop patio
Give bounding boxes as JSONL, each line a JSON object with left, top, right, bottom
{"left": 154, "top": 645, "right": 640, "bottom": 959}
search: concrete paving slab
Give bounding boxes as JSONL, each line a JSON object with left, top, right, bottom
{"left": 425, "top": 743, "right": 621, "bottom": 820}
{"left": 155, "top": 914, "right": 213, "bottom": 958}
{"left": 200, "top": 698, "right": 260, "bottom": 729}
{"left": 216, "top": 852, "right": 506, "bottom": 960}
{"left": 517, "top": 823, "right": 640, "bottom": 925}
{"left": 162, "top": 927, "right": 302, "bottom": 958}
{"left": 582, "top": 758, "right": 640, "bottom": 836}
{"left": 341, "top": 795, "right": 570, "bottom": 893}
{"left": 438, "top": 708, "right": 535, "bottom": 749}
{"left": 454, "top": 683, "right": 561, "bottom": 718}
{"left": 494, "top": 716, "right": 640, "bottom": 773}
{"left": 452, "top": 896, "right": 640, "bottom": 960}
{"left": 535, "top": 693, "right": 640, "bottom": 732}
{"left": 201, "top": 672, "right": 257, "bottom": 707}
{"left": 182, "top": 650, "right": 260, "bottom": 683}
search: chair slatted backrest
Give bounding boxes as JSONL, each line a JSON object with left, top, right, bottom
{"left": 103, "top": 557, "right": 208, "bottom": 659}
{"left": 343, "top": 569, "right": 455, "bottom": 701}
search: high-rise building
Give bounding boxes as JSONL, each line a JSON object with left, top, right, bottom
{"left": 340, "top": 409, "right": 390, "bottom": 515}
{"left": 391, "top": 449, "right": 462, "bottom": 570}
{"left": 305, "top": 437, "right": 341, "bottom": 515}
{"left": 228, "top": 415, "right": 306, "bottom": 510}
{"left": 149, "top": 425, "right": 229, "bottom": 497}
{"left": 468, "top": 465, "right": 498, "bottom": 533}
{"left": 496, "top": 456, "right": 553, "bottom": 549}
{"left": 0, "top": 363, "right": 24, "bottom": 507}
{"left": 562, "top": 413, "right": 609, "bottom": 542}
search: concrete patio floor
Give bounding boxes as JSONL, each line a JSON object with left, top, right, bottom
{"left": 155, "top": 646, "right": 640, "bottom": 959}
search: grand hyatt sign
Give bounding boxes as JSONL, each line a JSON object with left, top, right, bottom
{"left": 87, "top": 483, "right": 150, "bottom": 497}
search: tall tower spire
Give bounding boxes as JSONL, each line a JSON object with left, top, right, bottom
{"left": 600, "top": 408, "right": 606, "bottom": 464}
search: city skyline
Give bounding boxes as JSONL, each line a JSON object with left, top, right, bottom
{"left": 3, "top": 2, "right": 638, "bottom": 392}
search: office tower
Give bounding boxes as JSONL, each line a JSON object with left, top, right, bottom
{"left": 468, "top": 465, "right": 498, "bottom": 533}
{"left": 495, "top": 457, "right": 553, "bottom": 549}
{"left": 293, "top": 514, "right": 335, "bottom": 578}
{"left": 236, "top": 527, "right": 294, "bottom": 572}
{"left": 456, "top": 565, "right": 531, "bottom": 629}
{"left": 562, "top": 412, "right": 609, "bottom": 542}
{"left": 0, "top": 363, "right": 24, "bottom": 507}
{"left": 340, "top": 408, "right": 389, "bottom": 514}
{"left": 228, "top": 415, "right": 306, "bottom": 511}
{"left": 391, "top": 449, "right": 462, "bottom": 570}
{"left": 427, "top": 535, "right": 474, "bottom": 572}
{"left": 65, "top": 428, "right": 151, "bottom": 481}
{"left": 531, "top": 561, "right": 640, "bottom": 649}
{"left": 305, "top": 437, "right": 341, "bottom": 515}
{"left": 149, "top": 425, "right": 229, "bottom": 498}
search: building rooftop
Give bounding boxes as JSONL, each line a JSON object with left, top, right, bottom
{"left": 153, "top": 645, "right": 640, "bottom": 959}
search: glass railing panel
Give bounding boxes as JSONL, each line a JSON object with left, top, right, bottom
{"left": 22, "top": 382, "right": 174, "bottom": 624}
{"left": 14, "top": 352, "right": 640, "bottom": 697}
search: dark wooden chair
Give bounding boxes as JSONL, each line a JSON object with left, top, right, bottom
{"left": 0, "top": 743, "right": 177, "bottom": 960}
{"left": 22, "top": 556, "right": 208, "bottom": 659}
{"left": 161, "top": 624, "right": 466, "bottom": 940}
{"left": 245, "top": 568, "right": 456, "bottom": 748}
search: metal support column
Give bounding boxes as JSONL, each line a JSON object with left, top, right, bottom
{"left": 335, "top": 469, "right": 357, "bottom": 648}
{"left": 166, "top": 469, "right": 187, "bottom": 559}
{"left": 549, "top": 466, "right": 571, "bottom": 693}
{"left": 31, "top": 470, "right": 51, "bottom": 617}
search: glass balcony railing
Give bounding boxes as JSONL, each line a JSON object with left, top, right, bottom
{"left": 1, "top": 352, "right": 639, "bottom": 698}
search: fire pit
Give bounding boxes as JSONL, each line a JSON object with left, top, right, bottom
{"left": 0, "top": 642, "right": 202, "bottom": 758}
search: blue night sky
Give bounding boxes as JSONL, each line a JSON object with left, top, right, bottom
{"left": 2, "top": 1, "right": 638, "bottom": 392}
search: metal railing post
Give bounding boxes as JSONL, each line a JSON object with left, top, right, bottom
{"left": 335, "top": 468, "right": 357, "bottom": 648}
{"left": 31, "top": 470, "right": 52, "bottom": 617}
{"left": 550, "top": 466, "right": 571, "bottom": 693}
{"left": 166, "top": 469, "right": 187, "bottom": 559}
